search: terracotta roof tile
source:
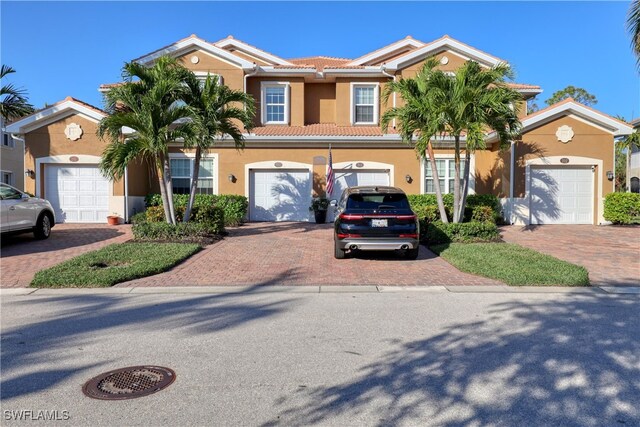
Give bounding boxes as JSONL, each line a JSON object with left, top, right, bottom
{"left": 252, "top": 124, "right": 397, "bottom": 137}
{"left": 524, "top": 97, "right": 630, "bottom": 127}
{"left": 506, "top": 83, "right": 541, "bottom": 90}
{"left": 7, "top": 96, "right": 106, "bottom": 124}
{"left": 289, "top": 56, "right": 352, "bottom": 69}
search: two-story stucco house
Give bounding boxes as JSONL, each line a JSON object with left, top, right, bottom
{"left": 6, "top": 34, "right": 634, "bottom": 225}
{"left": 1, "top": 118, "right": 25, "bottom": 190}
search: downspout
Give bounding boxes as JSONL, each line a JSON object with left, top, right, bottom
{"left": 381, "top": 65, "right": 396, "bottom": 128}
{"left": 509, "top": 140, "right": 515, "bottom": 225}
{"left": 243, "top": 63, "right": 259, "bottom": 108}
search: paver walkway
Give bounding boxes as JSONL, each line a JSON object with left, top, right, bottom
{"left": 120, "top": 222, "right": 503, "bottom": 287}
{"left": 501, "top": 225, "right": 640, "bottom": 286}
{"left": 1, "top": 224, "right": 132, "bottom": 288}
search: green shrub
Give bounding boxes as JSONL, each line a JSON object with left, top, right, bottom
{"left": 145, "top": 205, "right": 166, "bottom": 223}
{"left": 471, "top": 206, "right": 496, "bottom": 223}
{"left": 408, "top": 193, "right": 500, "bottom": 222}
{"left": 425, "top": 221, "right": 501, "bottom": 245}
{"left": 132, "top": 221, "right": 223, "bottom": 243}
{"left": 604, "top": 193, "right": 640, "bottom": 224}
{"left": 130, "top": 212, "right": 147, "bottom": 225}
{"left": 145, "top": 194, "right": 248, "bottom": 227}
{"left": 192, "top": 204, "right": 225, "bottom": 232}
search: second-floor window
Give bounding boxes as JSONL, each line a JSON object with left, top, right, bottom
{"left": 352, "top": 84, "right": 379, "bottom": 125}
{"left": 261, "top": 82, "right": 289, "bottom": 125}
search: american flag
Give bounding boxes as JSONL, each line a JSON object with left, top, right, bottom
{"left": 326, "top": 145, "right": 335, "bottom": 197}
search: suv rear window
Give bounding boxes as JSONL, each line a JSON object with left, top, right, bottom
{"left": 346, "top": 193, "right": 410, "bottom": 210}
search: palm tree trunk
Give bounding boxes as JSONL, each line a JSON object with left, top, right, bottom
{"left": 156, "top": 157, "right": 173, "bottom": 225}
{"left": 627, "top": 148, "right": 631, "bottom": 192}
{"left": 184, "top": 146, "right": 202, "bottom": 223}
{"left": 162, "top": 154, "right": 176, "bottom": 224}
{"left": 426, "top": 141, "right": 449, "bottom": 223}
{"left": 453, "top": 135, "right": 461, "bottom": 223}
{"left": 458, "top": 149, "right": 472, "bottom": 222}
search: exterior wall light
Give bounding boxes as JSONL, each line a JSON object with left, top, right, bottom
{"left": 25, "top": 169, "right": 34, "bottom": 178}
{"left": 405, "top": 174, "right": 412, "bottom": 183}
{"left": 228, "top": 174, "right": 236, "bottom": 183}
{"left": 606, "top": 171, "right": 614, "bottom": 181}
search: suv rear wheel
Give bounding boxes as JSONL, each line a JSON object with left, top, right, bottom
{"left": 404, "top": 247, "right": 419, "bottom": 260}
{"left": 334, "top": 239, "right": 346, "bottom": 259}
{"left": 34, "top": 213, "right": 52, "bottom": 240}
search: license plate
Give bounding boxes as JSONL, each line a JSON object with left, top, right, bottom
{"left": 371, "top": 219, "right": 388, "bottom": 227}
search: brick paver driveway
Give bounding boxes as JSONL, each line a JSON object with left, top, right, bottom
{"left": 1, "top": 224, "right": 132, "bottom": 288}
{"left": 121, "top": 222, "right": 503, "bottom": 287}
{"left": 501, "top": 225, "right": 640, "bottom": 286}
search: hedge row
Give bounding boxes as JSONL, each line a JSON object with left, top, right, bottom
{"left": 424, "top": 221, "right": 501, "bottom": 245}
{"left": 604, "top": 193, "right": 640, "bottom": 225}
{"left": 132, "top": 221, "right": 222, "bottom": 243}
{"left": 145, "top": 194, "right": 248, "bottom": 227}
{"left": 407, "top": 194, "right": 502, "bottom": 223}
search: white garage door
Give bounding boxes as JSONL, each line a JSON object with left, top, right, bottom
{"left": 45, "top": 165, "right": 110, "bottom": 223}
{"left": 329, "top": 169, "right": 390, "bottom": 200}
{"left": 250, "top": 169, "right": 312, "bottom": 221}
{"left": 530, "top": 166, "right": 593, "bottom": 224}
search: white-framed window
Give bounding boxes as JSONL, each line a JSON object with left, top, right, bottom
{"left": 194, "top": 72, "right": 223, "bottom": 88}
{"left": 169, "top": 157, "right": 216, "bottom": 195}
{"left": 425, "top": 158, "right": 466, "bottom": 194}
{"left": 2, "top": 133, "right": 14, "bottom": 148}
{"left": 261, "top": 82, "right": 289, "bottom": 125}
{"left": 2, "top": 171, "right": 13, "bottom": 185}
{"left": 351, "top": 83, "right": 379, "bottom": 125}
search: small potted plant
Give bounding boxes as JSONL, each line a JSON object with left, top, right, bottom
{"left": 309, "top": 197, "right": 330, "bottom": 224}
{"left": 107, "top": 213, "right": 121, "bottom": 225}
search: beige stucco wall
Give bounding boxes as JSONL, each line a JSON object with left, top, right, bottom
{"left": 176, "top": 48, "right": 244, "bottom": 92}
{"left": 24, "top": 114, "right": 117, "bottom": 196}
{"left": 304, "top": 84, "right": 336, "bottom": 124}
{"left": 246, "top": 77, "right": 305, "bottom": 127}
{"left": 1, "top": 137, "right": 25, "bottom": 190}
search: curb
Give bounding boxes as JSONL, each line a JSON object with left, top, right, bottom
{"left": 2, "top": 285, "right": 639, "bottom": 296}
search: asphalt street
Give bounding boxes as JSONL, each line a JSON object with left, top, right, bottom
{"left": 1, "top": 287, "right": 639, "bottom": 426}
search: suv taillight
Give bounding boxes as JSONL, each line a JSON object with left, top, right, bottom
{"left": 339, "top": 213, "right": 365, "bottom": 220}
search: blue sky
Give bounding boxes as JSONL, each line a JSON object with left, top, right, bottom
{"left": 2, "top": 1, "right": 638, "bottom": 120}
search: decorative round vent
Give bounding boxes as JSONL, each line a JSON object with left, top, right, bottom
{"left": 440, "top": 56, "right": 449, "bottom": 65}
{"left": 190, "top": 55, "right": 200, "bottom": 64}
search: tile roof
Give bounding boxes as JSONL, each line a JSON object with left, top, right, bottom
{"left": 523, "top": 97, "right": 631, "bottom": 128}
{"left": 289, "top": 56, "right": 352, "bottom": 69}
{"left": 251, "top": 124, "right": 398, "bottom": 137}
{"left": 506, "top": 83, "right": 542, "bottom": 90}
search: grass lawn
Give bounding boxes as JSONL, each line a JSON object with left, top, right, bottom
{"left": 31, "top": 242, "right": 201, "bottom": 288}
{"left": 430, "top": 243, "right": 589, "bottom": 286}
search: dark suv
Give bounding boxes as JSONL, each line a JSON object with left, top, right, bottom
{"left": 332, "top": 186, "right": 419, "bottom": 260}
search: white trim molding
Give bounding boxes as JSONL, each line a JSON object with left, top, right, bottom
{"left": 134, "top": 35, "right": 255, "bottom": 70}
{"left": 348, "top": 37, "right": 425, "bottom": 66}
{"left": 214, "top": 37, "right": 294, "bottom": 66}
{"left": 384, "top": 36, "right": 505, "bottom": 71}
{"left": 6, "top": 99, "right": 106, "bottom": 134}
{"left": 523, "top": 155, "right": 603, "bottom": 225}
{"left": 260, "top": 81, "right": 291, "bottom": 125}
{"left": 520, "top": 100, "right": 633, "bottom": 137}
{"left": 350, "top": 82, "right": 380, "bottom": 125}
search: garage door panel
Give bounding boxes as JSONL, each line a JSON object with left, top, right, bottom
{"left": 45, "top": 165, "right": 110, "bottom": 223}
{"left": 250, "top": 170, "right": 311, "bottom": 222}
{"left": 530, "top": 167, "right": 593, "bottom": 225}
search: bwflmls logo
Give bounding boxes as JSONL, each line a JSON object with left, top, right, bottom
{"left": 3, "top": 410, "right": 70, "bottom": 421}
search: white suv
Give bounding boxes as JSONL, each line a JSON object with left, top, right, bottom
{"left": 0, "top": 183, "right": 55, "bottom": 239}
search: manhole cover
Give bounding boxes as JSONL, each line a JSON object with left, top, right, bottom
{"left": 82, "top": 366, "right": 176, "bottom": 400}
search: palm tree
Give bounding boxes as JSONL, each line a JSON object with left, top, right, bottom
{"left": 628, "top": 0, "right": 640, "bottom": 69}
{"left": 1, "top": 65, "right": 34, "bottom": 121}
{"left": 180, "top": 72, "right": 256, "bottom": 222}
{"left": 381, "top": 59, "right": 450, "bottom": 223}
{"left": 383, "top": 59, "right": 522, "bottom": 223}
{"left": 98, "top": 56, "right": 194, "bottom": 224}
